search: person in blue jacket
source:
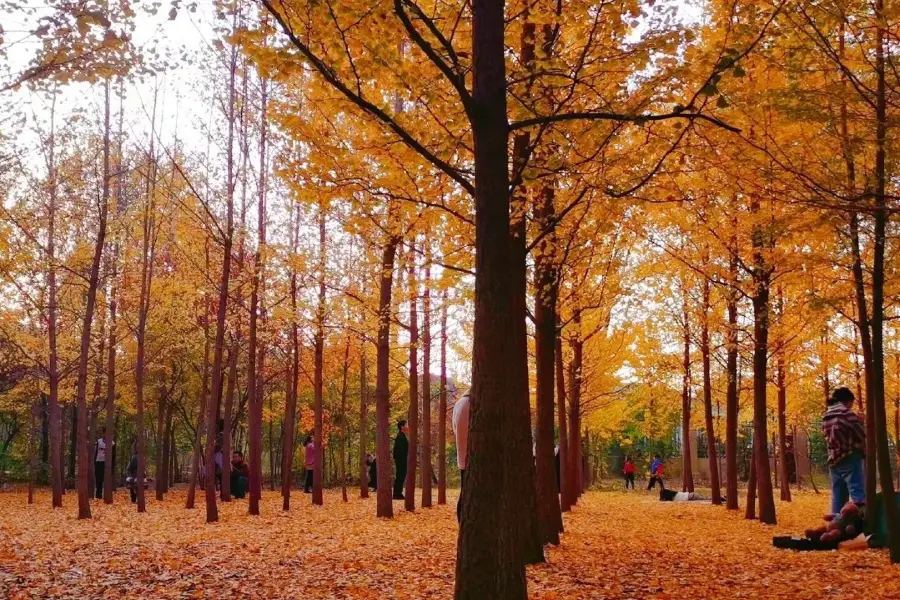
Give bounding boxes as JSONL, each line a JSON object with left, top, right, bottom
{"left": 647, "top": 454, "right": 665, "bottom": 490}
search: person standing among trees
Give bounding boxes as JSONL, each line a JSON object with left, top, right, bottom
{"left": 623, "top": 455, "right": 636, "bottom": 490}
{"left": 366, "top": 453, "right": 377, "bottom": 491}
{"left": 393, "top": 420, "right": 409, "bottom": 500}
{"left": 647, "top": 454, "right": 665, "bottom": 490}
{"left": 452, "top": 391, "right": 470, "bottom": 522}
{"left": 822, "top": 387, "right": 867, "bottom": 515}
{"left": 93, "top": 429, "right": 112, "bottom": 499}
{"left": 303, "top": 435, "right": 315, "bottom": 494}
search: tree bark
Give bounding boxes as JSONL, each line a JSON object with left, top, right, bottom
{"left": 375, "top": 237, "right": 399, "bottom": 518}
{"left": 534, "top": 186, "right": 563, "bottom": 543}
{"left": 282, "top": 205, "right": 300, "bottom": 509}
{"left": 340, "top": 338, "right": 350, "bottom": 503}
{"left": 750, "top": 195, "right": 776, "bottom": 525}
{"left": 556, "top": 330, "right": 570, "bottom": 513}
{"left": 421, "top": 242, "right": 433, "bottom": 509}
{"left": 745, "top": 445, "right": 757, "bottom": 520}
{"left": 359, "top": 349, "right": 369, "bottom": 499}
{"left": 47, "top": 91, "right": 63, "bottom": 508}
{"left": 438, "top": 292, "right": 447, "bottom": 505}
{"left": 221, "top": 343, "right": 238, "bottom": 502}
{"left": 186, "top": 243, "right": 211, "bottom": 510}
{"left": 312, "top": 203, "right": 326, "bottom": 506}
{"left": 681, "top": 287, "right": 694, "bottom": 494}
{"left": 870, "top": 1, "right": 900, "bottom": 560}
{"left": 776, "top": 349, "right": 791, "bottom": 502}
{"left": 701, "top": 275, "right": 721, "bottom": 504}
{"left": 405, "top": 244, "right": 419, "bottom": 511}
{"left": 725, "top": 213, "right": 740, "bottom": 511}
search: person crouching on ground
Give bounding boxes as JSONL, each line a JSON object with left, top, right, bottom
{"left": 823, "top": 387, "right": 867, "bottom": 516}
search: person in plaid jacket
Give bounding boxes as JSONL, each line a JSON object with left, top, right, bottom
{"left": 822, "top": 387, "right": 866, "bottom": 516}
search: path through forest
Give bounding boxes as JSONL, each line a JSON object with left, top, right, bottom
{"left": 0, "top": 490, "right": 896, "bottom": 599}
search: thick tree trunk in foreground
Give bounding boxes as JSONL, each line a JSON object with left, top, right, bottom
{"left": 376, "top": 238, "right": 399, "bottom": 518}
{"left": 455, "top": 0, "right": 535, "bottom": 592}
{"left": 282, "top": 206, "right": 300, "bottom": 509}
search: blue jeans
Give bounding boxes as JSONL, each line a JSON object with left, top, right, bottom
{"left": 830, "top": 452, "right": 866, "bottom": 515}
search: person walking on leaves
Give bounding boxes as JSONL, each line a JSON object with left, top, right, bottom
{"left": 647, "top": 454, "right": 665, "bottom": 490}
{"left": 623, "top": 455, "right": 636, "bottom": 490}
{"left": 393, "top": 420, "right": 409, "bottom": 500}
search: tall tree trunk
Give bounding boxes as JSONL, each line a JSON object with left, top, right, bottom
{"left": 47, "top": 91, "right": 62, "bottom": 508}
{"left": 681, "top": 287, "right": 694, "bottom": 494}
{"left": 405, "top": 244, "right": 419, "bottom": 511}
{"left": 161, "top": 400, "right": 173, "bottom": 496}
{"left": 340, "top": 338, "right": 350, "bottom": 503}
{"left": 282, "top": 205, "right": 299, "bottom": 510}
{"left": 455, "top": 0, "right": 536, "bottom": 588}
{"left": 421, "top": 242, "right": 432, "bottom": 508}
{"left": 359, "top": 349, "right": 369, "bottom": 499}
{"left": 556, "top": 330, "right": 570, "bottom": 513}
{"left": 437, "top": 293, "right": 447, "bottom": 505}
{"left": 565, "top": 310, "right": 583, "bottom": 507}
{"left": 186, "top": 244, "right": 211, "bottom": 510}
{"left": 155, "top": 391, "right": 166, "bottom": 501}
{"left": 745, "top": 445, "right": 757, "bottom": 520}
{"left": 725, "top": 231, "right": 740, "bottom": 510}
{"left": 104, "top": 81, "right": 125, "bottom": 504}
{"left": 750, "top": 196, "right": 775, "bottom": 525}
{"left": 510, "top": 130, "right": 542, "bottom": 565}
{"left": 777, "top": 349, "right": 791, "bottom": 502}
{"left": 375, "top": 237, "right": 399, "bottom": 518}
{"left": 312, "top": 203, "right": 326, "bottom": 506}
{"left": 701, "top": 275, "right": 721, "bottom": 504}
{"left": 221, "top": 343, "right": 238, "bottom": 502}
{"left": 871, "top": 1, "right": 900, "bottom": 560}
{"left": 534, "top": 186, "right": 563, "bottom": 543}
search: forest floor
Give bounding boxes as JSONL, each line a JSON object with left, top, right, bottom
{"left": 0, "top": 486, "right": 898, "bottom": 599}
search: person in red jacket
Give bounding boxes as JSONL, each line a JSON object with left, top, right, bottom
{"left": 623, "top": 456, "right": 636, "bottom": 490}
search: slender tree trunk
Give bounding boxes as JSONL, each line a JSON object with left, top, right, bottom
{"left": 421, "top": 242, "right": 433, "bottom": 508}
{"left": 751, "top": 195, "right": 775, "bottom": 525}
{"left": 777, "top": 351, "right": 791, "bottom": 502}
{"left": 155, "top": 392, "right": 166, "bottom": 501}
{"left": 437, "top": 293, "right": 447, "bottom": 505}
{"left": 312, "top": 204, "right": 326, "bottom": 507}
{"left": 161, "top": 401, "right": 173, "bottom": 496}
{"left": 221, "top": 343, "right": 238, "bottom": 502}
{"left": 681, "top": 288, "right": 694, "bottom": 494}
{"left": 871, "top": 2, "right": 900, "bottom": 560}
{"left": 701, "top": 275, "right": 721, "bottom": 504}
{"left": 405, "top": 244, "right": 419, "bottom": 511}
{"left": 725, "top": 216, "right": 740, "bottom": 510}
{"left": 745, "top": 446, "right": 757, "bottom": 520}
{"left": 186, "top": 244, "right": 211, "bottom": 510}
{"left": 29, "top": 399, "right": 38, "bottom": 504}
{"left": 534, "top": 186, "right": 563, "bottom": 542}
{"left": 340, "top": 338, "right": 350, "bottom": 502}
{"left": 565, "top": 311, "right": 583, "bottom": 507}
{"left": 556, "top": 330, "right": 570, "bottom": 513}
{"left": 376, "top": 237, "right": 399, "bottom": 518}
{"left": 282, "top": 205, "right": 299, "bottom": 510}
{"left": 359, "top": 349, "right": 369, "bottom": 499}
{"left": 47, "top": 92, "right": 63, "bottom": 509}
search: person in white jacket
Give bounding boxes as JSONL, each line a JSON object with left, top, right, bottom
{"left": 452, "top": 390, "right": 470, "bottom": 523}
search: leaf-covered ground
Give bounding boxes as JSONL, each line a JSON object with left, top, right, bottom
{"left": 1, "top": 487, "right": 897, "bottom": 598}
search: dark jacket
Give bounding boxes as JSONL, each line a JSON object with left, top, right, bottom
{"left": 367, "top": 458, "right": 377, "bottom": 488}
{"left": 393, "top": 432, "right": 408, "bottom": 465}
